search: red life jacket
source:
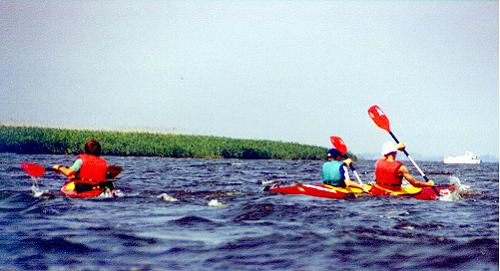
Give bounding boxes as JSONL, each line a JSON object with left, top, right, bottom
{"left": 375, "top": 159, "right": 403, "bottom": 189}
{"left": 76, "top": 154, "right": 108, "bottom": 185}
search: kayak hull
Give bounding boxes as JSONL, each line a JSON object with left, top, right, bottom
{"left": 269, "top": 184, "right": 366, "bottom": 199}
{"left": 269, "top": 183, "right": 456, "bottom": 201}
{"left": 60, "top": 181, "right": 107, "bottom": 198}
{"left": 369, "top": 185, "right": 456, "bottom": 201}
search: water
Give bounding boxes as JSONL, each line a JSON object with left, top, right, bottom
{"left": 1, "top": 153, "right": 498, "bottom": 270}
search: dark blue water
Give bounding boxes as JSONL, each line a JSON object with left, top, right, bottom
{"left": 1, "top": 153, "right": 498, "bottom": 270}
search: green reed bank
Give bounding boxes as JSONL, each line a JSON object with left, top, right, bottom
{"left": 0, "top": 126, "right": 354, "bottom": 160}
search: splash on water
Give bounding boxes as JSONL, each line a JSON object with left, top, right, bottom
{"left": 112, "top": 189, "right": 125, "bottom": 197}
{"left": 208, "top": 199, "right": 227, "bottom": 208}
{"left": 260, "top": 179, "right": 278, "bottom": 186}
{"left": 31, "top": 184, "right": 53, "bottom": 198}
{"left": 439, "top": 176, "right": 467, "bottom": 201}
{"left": 98, "top": 188, "right": 124, "bottom": 198}
{"left": 158, "top": 193, "right": 178, "bottom": 202}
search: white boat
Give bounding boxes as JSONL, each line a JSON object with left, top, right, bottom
{"left": 443, "top": 151, "right": 481, "bottom": 164}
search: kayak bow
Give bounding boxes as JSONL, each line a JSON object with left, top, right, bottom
{"left": 369, "top": 184, "right": 455, "bottom": 201}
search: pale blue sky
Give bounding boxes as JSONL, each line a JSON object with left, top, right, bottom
{"left": 1, "top": 1, "right": 498, "bottom": 158}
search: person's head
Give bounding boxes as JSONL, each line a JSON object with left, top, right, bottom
{"left": 326, "top": 148, "right": 343, "bottom": 161}
{"left": 84, "top": 140, "right": 102, "bottom": 156}
{"left": 381, "top": 141, "right": 397, "bottom": 158}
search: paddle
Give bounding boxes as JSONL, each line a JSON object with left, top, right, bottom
{"left": 107, "top": 165, "right": 123, "bottom": 179}
{"left": 21, "top": 162, "right": 123, "bottom": 179}
{"left": 329, "top": 136, "right": 364, "bottom": 185}
{"left": 367, "top": 105, "right": 438, "bottom": 195}
{"left": 21, "top": 162, "right": 53, "bottom": 178}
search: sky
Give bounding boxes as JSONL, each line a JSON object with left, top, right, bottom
{"left": 1, "top": 0, "right": 498, "bottom": 158}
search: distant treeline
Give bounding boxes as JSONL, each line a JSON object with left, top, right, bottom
{"left": 0, "top": 126, "right": 357, "bottom": 160}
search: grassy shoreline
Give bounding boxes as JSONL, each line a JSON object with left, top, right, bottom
{"left": 0, "top": 125, "right": 345, "bottom": 160}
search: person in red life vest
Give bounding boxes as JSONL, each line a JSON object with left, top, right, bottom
{"left": 53, "top": 140, "right": 114, "bottom": 193}
{"left": 375, "top": 141, "right": 434, "bottom": 190}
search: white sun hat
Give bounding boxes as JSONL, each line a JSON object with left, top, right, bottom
{"left": 381, "top": 141, "right": 397, "bottom": 156}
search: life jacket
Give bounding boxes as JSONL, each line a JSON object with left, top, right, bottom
{"left": 322, "top": 160, "right": 345, "bottom": 187}
{"left": 76, "top": 154, "right": 108, "bottom": 185}
{"left": 375, "top": 159, "right": 404, "bottom": 190}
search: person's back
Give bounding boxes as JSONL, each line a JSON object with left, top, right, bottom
{"left": 375, "top": 158, "right": 404, "bottom": 190}
{"left": 76, "top": 153, "right": 107, "bottom": 184}
{"left": 320, "top": 147, "right": 367, "bottom": 192}
{"left": 322, "top": 159, "right": 345, "bottom": 186}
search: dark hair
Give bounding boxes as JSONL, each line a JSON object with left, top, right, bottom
{"left": 84, "top": 140, "right": 102, "bottom": 156}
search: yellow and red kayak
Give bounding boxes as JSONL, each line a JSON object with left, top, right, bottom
{"left": 60, "top": 165, "right": 122, "bottom": 198}
{"left": 60, "top": 180, "right": 109, "bottom": 198}
{"left": 269, "top": 183, "right": 455, "bottom": 201}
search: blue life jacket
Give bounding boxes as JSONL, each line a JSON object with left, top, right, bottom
{"left": 321, "top": 160, "right": 346, "bottom": 187}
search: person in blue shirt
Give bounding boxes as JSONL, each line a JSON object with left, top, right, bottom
{"left": 322, "top": 148, "right": 367, "bottom": 192}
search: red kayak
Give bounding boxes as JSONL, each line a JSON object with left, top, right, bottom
{"left": 369, "top": 184, "right": 456, "bottom": 200}
{"left": 269, "top": 183, "right": 456, "bottom": 201}
{"left": 269, "top": 183, "right": 368, "bottom": 199}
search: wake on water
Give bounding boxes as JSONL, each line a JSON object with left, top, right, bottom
{"left": 31, "top": 184, "right": 53, "bottom": 198}
{"left": 30, "top": 177, "right": 55, "bottom": 199}
{"left": 438, "top": 176, "right": 468, "bottom": 201}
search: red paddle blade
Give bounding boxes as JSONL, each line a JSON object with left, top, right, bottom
{"left": 107, "top": 165, "right": 123, "bottom": 179}
{"left": 330, "top": 136, "right": 348, "bottom": 155}
{"left": 21, "top": 162, "right": 46, "bottom": 178}
{"left": 368, "top": 105, "right": 391, "bottom": 132}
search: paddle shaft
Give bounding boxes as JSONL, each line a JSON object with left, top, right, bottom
{"left": 349, "top": 164, "right": 364, "bottom": 185}
{"left": 387, "top": 131, "right": 428, "bottom": 181}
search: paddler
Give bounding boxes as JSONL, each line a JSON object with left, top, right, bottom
{"left": 53, "top": 140, "right": 114, "bottom": 193}
{"left": 375, "top": 141, "right": 434, "bottom": 190}
{"left": 322, "top": 148, "right": 368, "bottom": 192}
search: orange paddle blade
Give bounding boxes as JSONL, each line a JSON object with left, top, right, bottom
{"left": 368, "top": 105, "right": 391, "bottom": 132}
{"left": 21, "top": 162, "right": 46, "bottom": 178}
{"left": 329, "top": 136, "right": 348, "bottom": 155}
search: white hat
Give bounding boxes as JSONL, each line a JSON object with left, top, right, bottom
{"left": 381, "top": 141, "right": 397, "bottom": 156}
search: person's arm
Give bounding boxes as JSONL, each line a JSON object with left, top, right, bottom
{"left": 69, "top": 159, "right": 83, "bottom": 172}
{"left": 342, "top": 165, "right": 368, "bottom": 191}
{"left": 53, "top": 159, "right": 82, "bottom": 178}
{"left": 344, "top": 178, "right": 368, "bottom": 191}
{"left": 399, "top": 165, "right": 434, "bottom": 187}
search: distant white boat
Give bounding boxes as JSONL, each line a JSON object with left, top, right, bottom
{"left": 443, "top": 151, "right": 481, "bottom": 164}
